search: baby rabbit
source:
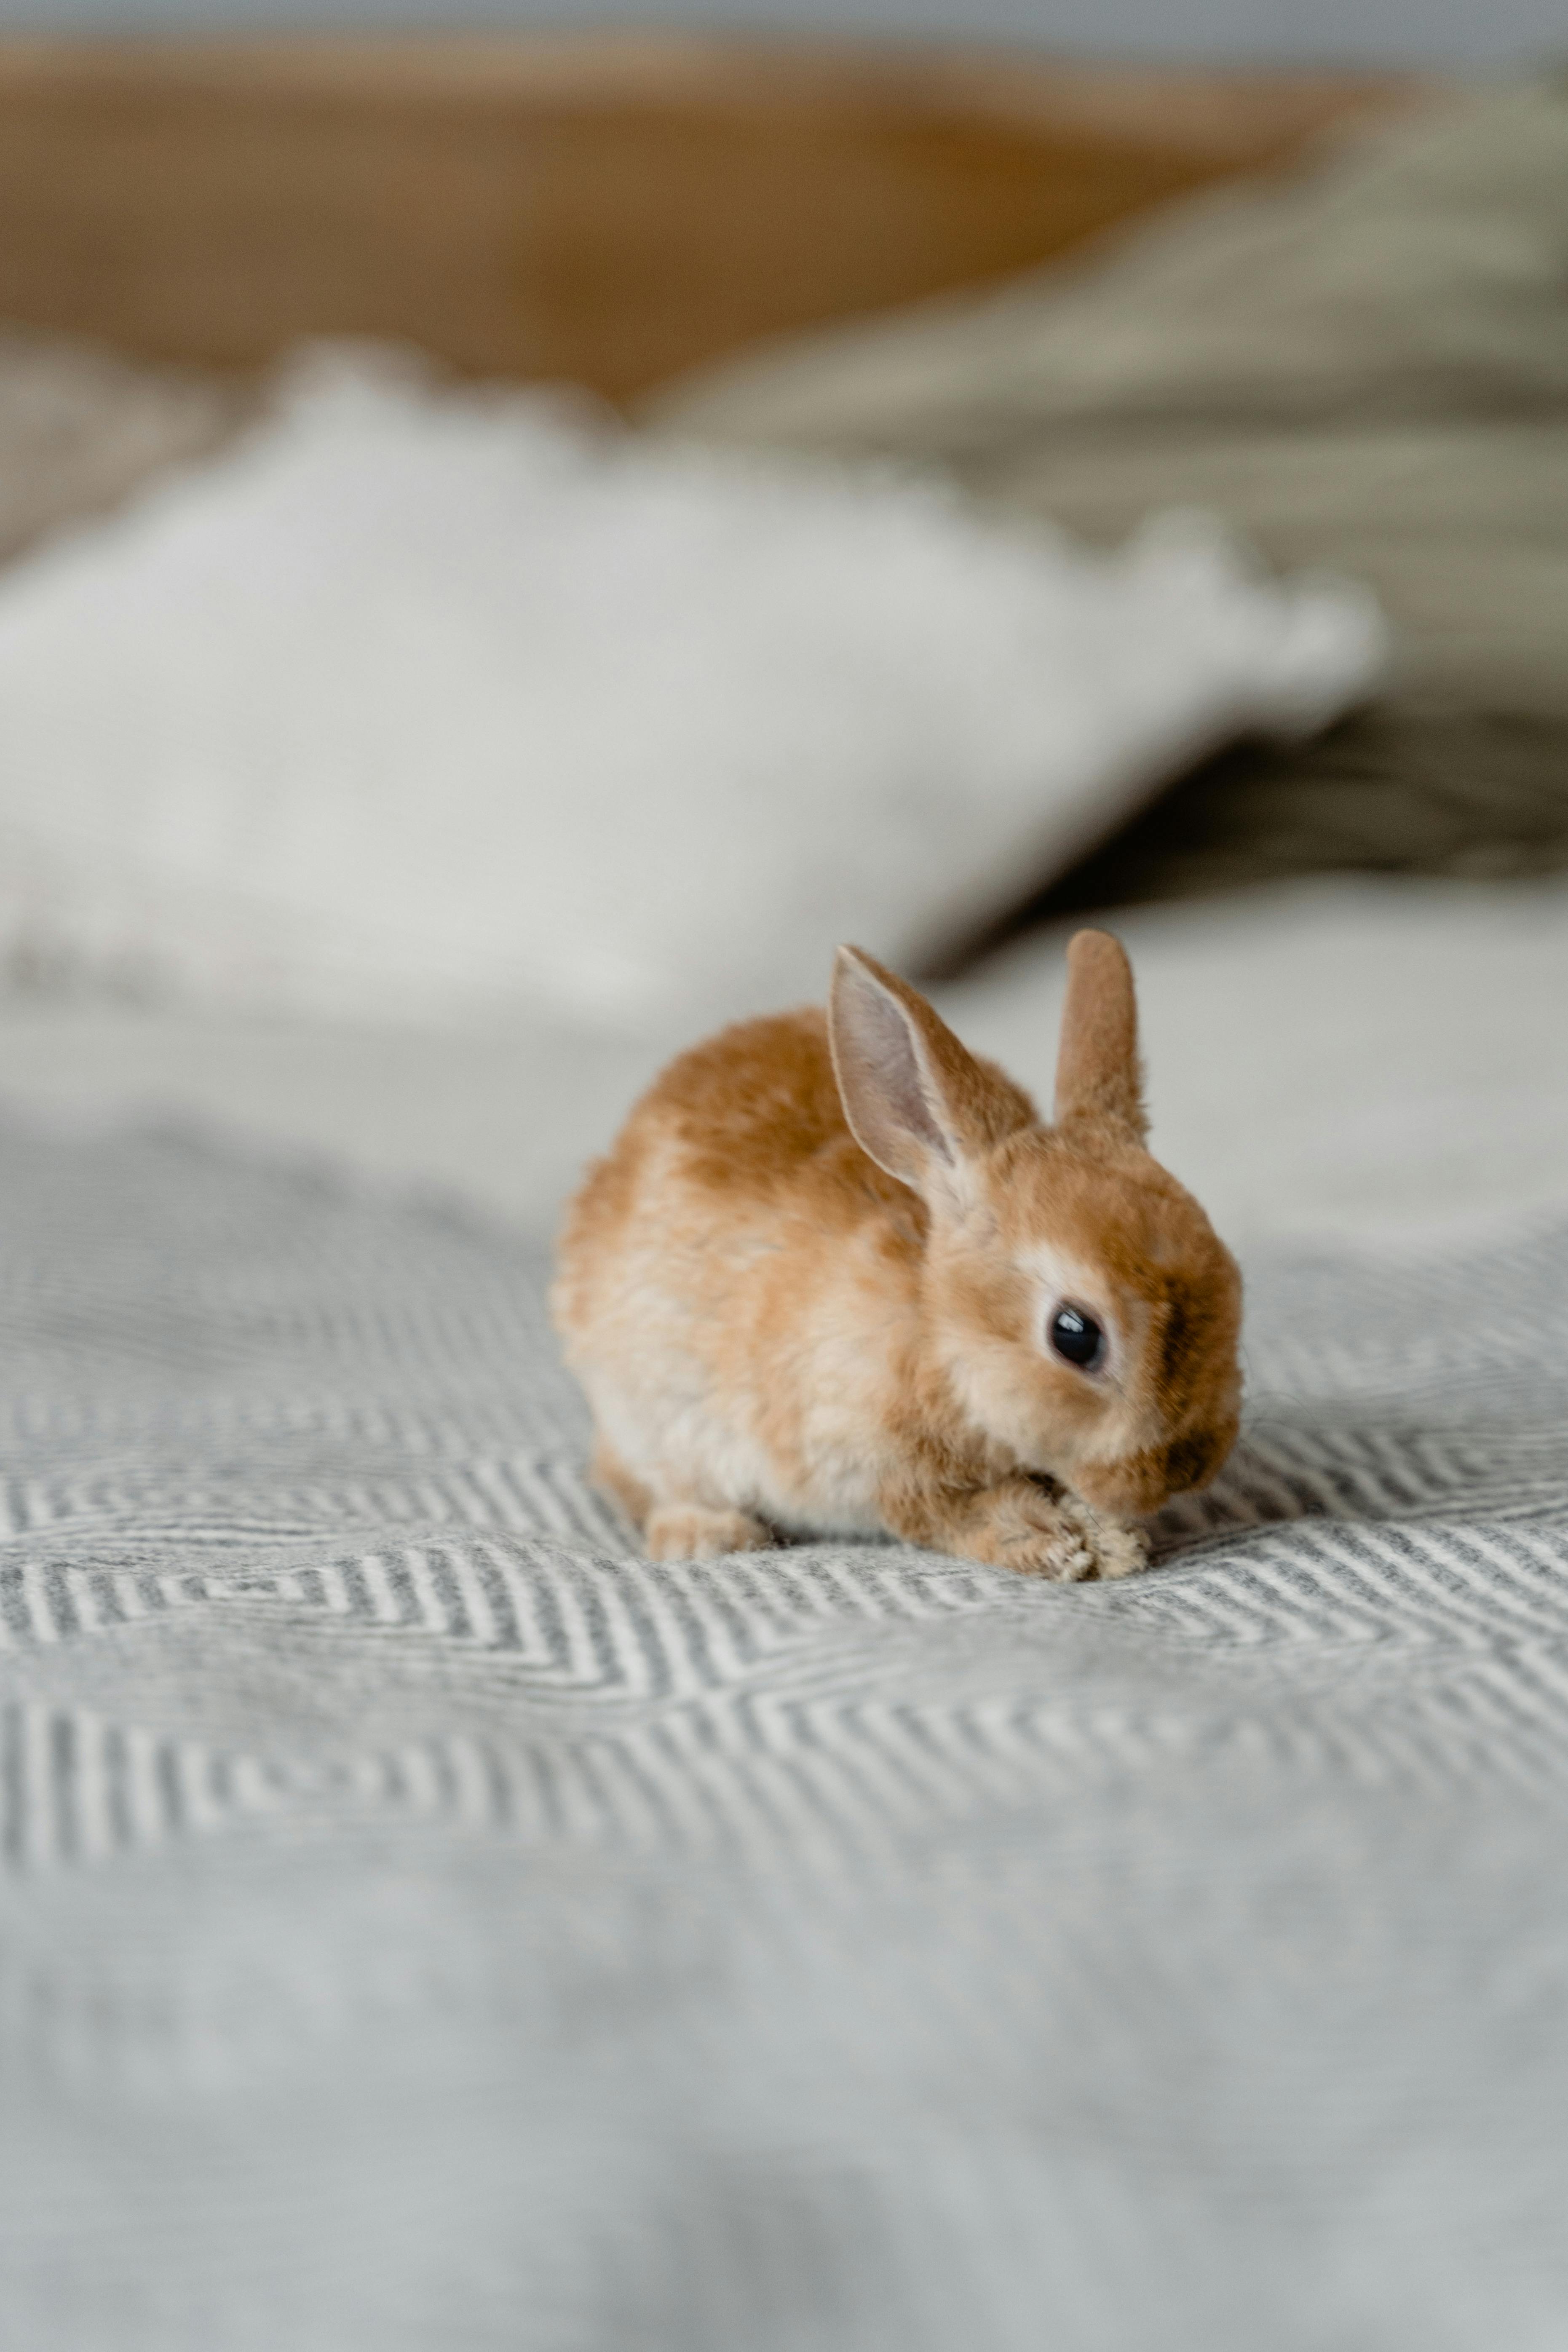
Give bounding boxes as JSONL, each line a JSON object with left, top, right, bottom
{"left": 553, "top": 932, "right": 1242, "bottom": 1580}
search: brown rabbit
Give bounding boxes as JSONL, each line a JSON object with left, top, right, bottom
{"left": 552, "top": 932, "right": 1242, "bottom": 1579}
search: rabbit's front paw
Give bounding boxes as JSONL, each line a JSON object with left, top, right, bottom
{"left": 1054, "top": 1492, "right": 1148, "bottom": 1582}
{"left": 960, "top": 1480, "right": 1147, "bottom": 1582}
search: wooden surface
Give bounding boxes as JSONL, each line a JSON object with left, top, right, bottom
{"left": 0, "top": 38, "right": 1426, "bottom": 400}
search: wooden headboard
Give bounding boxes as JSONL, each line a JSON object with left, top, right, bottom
{"left": 0, "top": 37, "right": 1425, "bottom": 400}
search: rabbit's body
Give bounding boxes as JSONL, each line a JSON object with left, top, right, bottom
{"left": 557, "top": 1004, "right": 1017, "bottom": 1544}
{"left": 554, "top": 936, "right": 1242, "bottom": 1579}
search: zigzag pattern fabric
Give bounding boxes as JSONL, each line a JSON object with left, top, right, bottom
{"left": 1, "top": 1121, "right": 1565, "bottom": 2350}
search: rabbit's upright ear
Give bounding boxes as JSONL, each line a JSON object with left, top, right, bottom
{"left": 1053, "top": 930, "right": 1148, "bottom": 1143}
{"left": 829, "top": 946, "right": 1027, "bottom": 1200}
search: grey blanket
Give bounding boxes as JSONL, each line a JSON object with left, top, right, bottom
{"left": 3, "top": 1118, "right": 1567, "bottom": 2351}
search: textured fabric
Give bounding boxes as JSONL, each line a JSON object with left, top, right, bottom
{"left": 647, "top": 80, "right": 1568, "bottom": 916}
{"left": 954, "top": 704, "right": 1568, "bottom": 957}
{"left": 2, "top": 1118, "right": 1567, "bottom": 2351}
{"left": 2, "top": 872, "right": 1567, "bottom": 1259}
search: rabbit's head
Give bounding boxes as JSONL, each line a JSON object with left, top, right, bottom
{"left": 829, "top": 934, "right": 1242, "bottom": 1516}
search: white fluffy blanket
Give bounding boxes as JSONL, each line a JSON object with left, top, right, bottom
{"left": 0, "top": 351, "right": 1379, "bottom": 1029}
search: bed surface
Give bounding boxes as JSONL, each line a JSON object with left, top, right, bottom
{"left": 4, "top": 1060, "right": 1568, "bottom": 2351}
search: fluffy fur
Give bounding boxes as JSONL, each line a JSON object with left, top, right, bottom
{"left": 552, "top": 932, "right": 1242, "bottom": 1579}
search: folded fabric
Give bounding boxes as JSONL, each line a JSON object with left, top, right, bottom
{"left": 0, "top": 349, "right": 1380, "bottom": 1030}
{"left": 645, "top": 80, "right": 1568, "bottom": 911}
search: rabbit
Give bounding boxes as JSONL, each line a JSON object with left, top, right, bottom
{"left": 552, "top": 930, "right": 1242, "bottom": 1580}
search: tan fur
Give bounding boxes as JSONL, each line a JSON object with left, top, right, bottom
{"left": 552, "top": 933, "right": 1242, "bottom": 1579}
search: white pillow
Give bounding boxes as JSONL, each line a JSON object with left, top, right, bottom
{"left": 0, "top": 349, "right": 1385, "bottom": 1031}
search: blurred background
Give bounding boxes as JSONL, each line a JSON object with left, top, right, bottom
{"left": 6, "top": 0, "right": 1565, "bottom": 66}
{"left": 0, "top": 5, "right": 1563, "bottom": 1237}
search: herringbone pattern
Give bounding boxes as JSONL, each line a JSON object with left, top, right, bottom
{"left": 0, "top": 1119, "right": 1565, "bottom": 2351}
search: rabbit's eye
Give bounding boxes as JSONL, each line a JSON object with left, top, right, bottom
{"left": 1049, "top": 1304, "right": 1103, "bottom": 1369}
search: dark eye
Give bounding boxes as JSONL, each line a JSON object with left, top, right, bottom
{"left": 1049, "top": 1304, "right": 1103, "bottom": 1369}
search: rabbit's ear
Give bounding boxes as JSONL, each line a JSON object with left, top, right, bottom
{"left": 829, "top": 945, "right": 1026, "bottom": 1199}
{"left": 1053, "top": 930, "right": 1148, "bottom": 1142}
